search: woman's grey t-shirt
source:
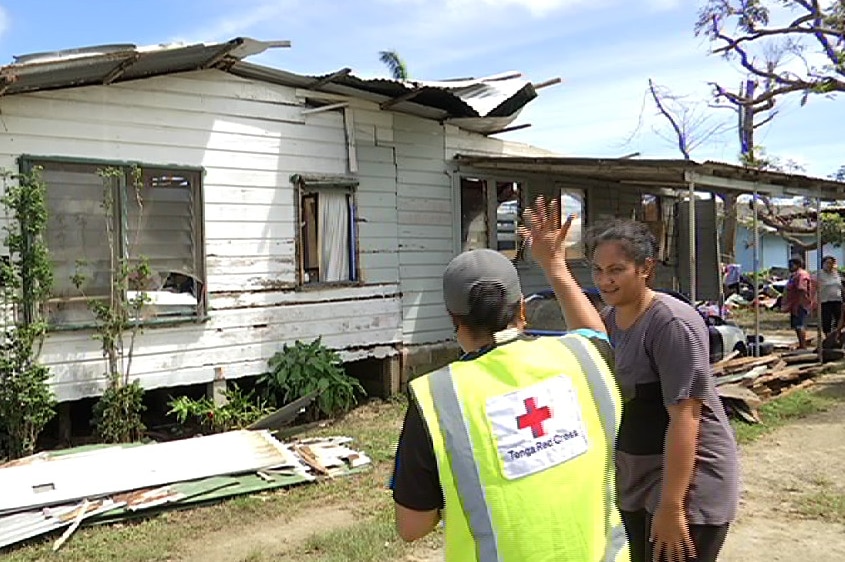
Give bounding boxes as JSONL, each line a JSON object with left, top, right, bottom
{"left": 607, "top": 292, "right": 739, "bottom": 525}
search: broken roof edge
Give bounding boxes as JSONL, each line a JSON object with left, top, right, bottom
{"left": 230, "top": 61, "right": 536, "bottom": 133}
{"left": 0, "top": 36, "right": 542, "bottom": 134}
{"left": 454, "top": 155, "right": 845, "bottom": 199}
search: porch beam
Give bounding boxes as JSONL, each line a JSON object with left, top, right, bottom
{"left": 307, "top": 68, "right": 352, "bottom": 90}
{"left": 380, "top": 87, "right": 425, "bottom": 110}
{"left": 531, "top": 77, "right": 562, "bottom": 90}
{"left": 103, "top": 54, "right": 140, "bottom": 85}
{"left": 484, "top": 123, "right": 532, "bottom": 136}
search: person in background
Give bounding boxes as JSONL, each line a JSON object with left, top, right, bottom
{"left": 723, "top": 263, "right": 741, "bottom": 297}
{"left": 817, "top": 256, "right": 844, "bottom": 338}
{"left": 572, "top": 218, "right": 739, "bottom": 562}
{"left": 389, "top": 197, "right": 629, "bottom": 562}
{"left": 782, "top": 256, "right": 813, "bottom": 349}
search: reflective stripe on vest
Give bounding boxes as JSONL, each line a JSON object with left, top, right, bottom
{"left": 557, "top": 335, "right": 627, "bottom": 562}
{"left": 426, "top": 334, "right": 624, "bottom": 562}
{"left": 429, "top": 366, "right": 502, "bottom": 562}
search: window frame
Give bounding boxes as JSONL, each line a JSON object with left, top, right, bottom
{"left": 291, "top": 174, "right": 361, "bottom": 289}
{"left": 19, "top": 155, "right": 208, "bottom": 331}
{"left": 558, "top": 187, "right": 586, "bottom": 261}
{"left": 457, "top": 175, "right": 528, "bottom": 262}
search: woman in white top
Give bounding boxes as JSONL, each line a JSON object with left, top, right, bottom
{"left": 818, "top": 256, "right": 844, "bottom": 336}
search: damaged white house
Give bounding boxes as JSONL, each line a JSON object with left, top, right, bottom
{"left": 2, "top": 37, "right": 844, "bottom": 404}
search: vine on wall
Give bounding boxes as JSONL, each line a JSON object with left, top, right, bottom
{"left": 71, "top": 165, "right": 150, "bottom": 443}
{"left": 0, "top": 167, "right": 56, "bottom": 459}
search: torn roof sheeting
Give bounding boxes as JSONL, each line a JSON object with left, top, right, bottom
{"left": 229, "top": 63, "right": 539, "bottom": 133}
{"left": 327, "top": 70, "right": 537, "bottom": 118}
{"left": 0, "top": 37, "right": 541, "bottom": 134}
{"left": 0, "top": 37, "right": 288, "bottom": 96}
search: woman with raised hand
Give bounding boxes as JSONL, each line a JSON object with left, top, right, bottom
{"left": 526, "top": 196, "right": 739, "bottom": 562}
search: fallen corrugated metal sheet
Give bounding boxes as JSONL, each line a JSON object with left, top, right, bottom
{"left": 0, "top": 430, "right": 293, "bottom": 515}
{"left": 0, "top": 499, "right": 125, "bottom": 550}
{"left": 0, "top": 434, "right": 370, "bottom": 551}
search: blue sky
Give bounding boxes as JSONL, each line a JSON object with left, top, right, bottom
{"left": 0, "top": 0, "right": 842, "bottom": 177}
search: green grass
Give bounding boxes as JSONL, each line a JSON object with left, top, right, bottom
{"left": 795, "top": 490, "right": 845, "bottom": 524}
{"left": 731, "top": 389, "right": 836, "bottom": 445}
{"left": 298, "top": 509, "right": 443, "bottom": 562}
{"left": 730, "top": 307, "right": 789, "bottom": 333}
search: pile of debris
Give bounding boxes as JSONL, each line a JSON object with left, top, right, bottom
{"left": 713, "top": 350, "right": 826, "bottom": 423}
{"left": 0, "top": 430, "right": 371, "bottom": 551}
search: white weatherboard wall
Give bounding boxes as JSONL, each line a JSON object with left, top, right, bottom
{"left": 0, "top": 70, "right": 401, "bottom": 402}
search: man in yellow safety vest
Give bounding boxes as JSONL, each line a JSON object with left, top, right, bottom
{"left": 390, "top": 197, "right": 629, "bottom": 561}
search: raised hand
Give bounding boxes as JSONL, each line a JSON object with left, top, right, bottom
{"left": 518, "top": 195, "right": 575, "bottom": 270}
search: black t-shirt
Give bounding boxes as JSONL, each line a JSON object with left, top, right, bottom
{"left": 390, "top": 331, "right": 614, "bottom": 512}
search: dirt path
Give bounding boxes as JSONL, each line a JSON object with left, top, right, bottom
{"left": 179, "top": 506, "right": 356, "bottom": 562}
{"left": 719, "top": 373, "right": 845, "bottom": 562}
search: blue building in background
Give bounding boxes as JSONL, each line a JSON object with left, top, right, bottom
{"left": 735, "top": 224, "right": 845, "bottom": 274}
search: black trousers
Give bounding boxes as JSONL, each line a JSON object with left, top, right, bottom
{"left": 621, "top": 509, "right": 730, "bottom": 562}
{"left": 821, "top": 300, "right": 843, "bottom": 334}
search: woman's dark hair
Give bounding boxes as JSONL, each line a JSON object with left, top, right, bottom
{"left": 456, "top": 281, "right": 519, "bottom": 334}
{"left": 585, "top": 219, "right": 658, "bottom": 265}
{"left": 789, "top": 256, "right": 805, "bottom": 269}
{"left": 823, "top": 255, "right": 836, "bottom": 265}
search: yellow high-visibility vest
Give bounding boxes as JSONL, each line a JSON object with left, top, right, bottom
{"left": 410, "top": 333, "right": 629, "bottom": 562}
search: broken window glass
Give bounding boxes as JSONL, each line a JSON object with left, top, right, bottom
{"left": 30, "top": 159, "right": 204, "bottom": 327}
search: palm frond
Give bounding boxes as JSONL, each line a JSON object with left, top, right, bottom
{"left": 378, "top": 50, "right": 409, "bottom": 81}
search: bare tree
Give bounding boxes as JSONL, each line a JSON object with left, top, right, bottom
{"left": 696, "top": 0, "right": 845, "bottom": 108}
{"left": 647, "top": 79, "right": 731, "bottom": 159}
{"left": 645, "top": 79, "right": 742, "bottom": 260}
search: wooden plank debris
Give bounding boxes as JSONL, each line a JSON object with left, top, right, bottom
{"left": 714, "top": 347, "right": 834, "bottom": 424}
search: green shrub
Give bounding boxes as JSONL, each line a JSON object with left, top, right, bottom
{"left": 167, "top": 384, "right": 273, "bottom": 434}
{"left": 93, "top": 379, "right": 147, "bottom": 443}
{"left": 258, "top": 337, "right": 366, "bottom": 420}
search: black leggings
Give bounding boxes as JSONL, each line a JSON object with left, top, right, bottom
{"left": 621, "top": 509, "right": 730, "bottom": 562}
{"left": 822, "top": 301, "right": 843, "bottom": 334}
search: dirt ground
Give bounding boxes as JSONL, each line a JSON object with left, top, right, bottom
{"left": 719, "top": 372, "right": 845, "bottom": 562}
{"left": 180, "top": 506, "right": 357, "bottom": 561}
{"left": 172, "top": 373, "right": 845, "bottom": 562}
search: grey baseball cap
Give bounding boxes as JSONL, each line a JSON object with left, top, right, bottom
{"left": 443, "top": 249, "right": 523, "bottom": 315}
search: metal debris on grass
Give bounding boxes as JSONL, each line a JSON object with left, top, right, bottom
{"left": 0, "top": 431, "right": 371, "bottom": 551}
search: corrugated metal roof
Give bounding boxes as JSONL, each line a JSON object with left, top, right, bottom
{"left": 0, "top": 38, "right": 284, "bottom": 96}
{"left": 229, "top": 63, "right": 536, "bottom": 133}
{"left": 0, "top": 38, "right": 539, "bottom": 134}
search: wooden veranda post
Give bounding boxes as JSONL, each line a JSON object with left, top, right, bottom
{"left": 752, "top": 189, "right": 760, "bottom": 357}
{"left": 817, "top": 194, "right": 823, "bottom": 364}
{"left": 688, "top": 178, "right": 697, "bottom": 303}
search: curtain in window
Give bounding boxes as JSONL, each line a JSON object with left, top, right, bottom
{"left": 318, "top": 190, "right": 350, "bottom": 282}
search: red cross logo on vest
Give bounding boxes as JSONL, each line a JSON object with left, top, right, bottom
{"left": 516, "top": 397, "right": 552, "bottom": 438}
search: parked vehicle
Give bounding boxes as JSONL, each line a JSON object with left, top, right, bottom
{"left": 523, "top": 287, "right": 751, "bottom": 363}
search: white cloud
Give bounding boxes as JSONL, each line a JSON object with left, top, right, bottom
{"left": 0, "top": 5, "right": 9, "bottom": 38}
{"left": 385, "top": 0, "right": 591, "bottom": 17}
{"left": 173, "top": 1, "right": 300, "bottom": 44}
